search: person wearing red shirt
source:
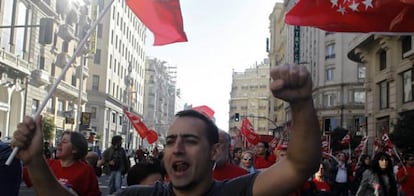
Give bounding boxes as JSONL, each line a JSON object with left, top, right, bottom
{"left": 23, "top": 130, "right": 100, "bottom": 196}
{"left": 397, "top": 153, "right": 414, "bottom": 196}
{"left": 254, "top": 141, "right": 276, "bottom": 169}
{"left": 212, "top": 130, "right": 248, "bottom": 181}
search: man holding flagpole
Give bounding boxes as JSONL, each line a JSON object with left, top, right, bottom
{"left": 10, "top": 64, "right": 322, "bottom": 195}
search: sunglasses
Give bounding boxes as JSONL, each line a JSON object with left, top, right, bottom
{"left": 243, "top": 158, "right": 252, "bottom": 161}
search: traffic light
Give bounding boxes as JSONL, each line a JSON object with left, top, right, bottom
{"left": 324, "top": 118, "right": 331, "bottom": 134}
{"left": 234, "top": 113, "right": 240, "bottom": 122}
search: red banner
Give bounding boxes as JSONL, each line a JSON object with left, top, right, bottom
{"left": 126, "top": 0, "right": 188, "bottom": 45}
{"left": 240, "top": 118, "right": 259, "bottom": 145}
{"left": 285, "top": 0, "right": 414, "bottom": 33}
{"left": 146, "top": 129, "right": 158, "bottom": 144}
{"left": 124, "top": 109, "right": 148, "bottom": 138}
{"left": 340, "top": 133, "right": 351, "bottom": 145}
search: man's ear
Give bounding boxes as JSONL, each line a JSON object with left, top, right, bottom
{"left": 210, "top": 143, "right": 220, "bottom": 162}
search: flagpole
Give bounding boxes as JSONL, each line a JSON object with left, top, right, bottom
{"left": 6, "top": 0, "right": 116, "bottom": 166}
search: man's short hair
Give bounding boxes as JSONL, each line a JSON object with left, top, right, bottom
{"left": 175, "top": 110, "right": 219, "bottom": 145}
{"left": 111, "top": 135, "right": 123, "bottom": 145}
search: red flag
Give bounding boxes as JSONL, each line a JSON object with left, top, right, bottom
{"left": 126, "top": 0, "right": 188, "bottom": 46}
{"left": 269, "top": 136, "right": 279, "bottom": 150}
{"left": 340, "top": 133, "right": 351, "bottom": 145}
{"left": 381, "top": 132, "right": 394, "bottom": 149}
{"left": 285, "top": 0, "right": 414, "bottom": 33}
{"left": 146, "top": 129, "right": 158, "bottom": 144}
{"left": 124, "top": 109, "right": 149, "bottom": 138}
{"left": 192, "top": 105, "right": 215, "bottom": 120}
{"left": 240, "top": 118, "right": 259, "bottom": 145}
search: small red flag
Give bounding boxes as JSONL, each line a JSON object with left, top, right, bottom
{"left": 340, "top": 133, "right": 351, "bottom": 145}
{"left": 124, "top": 109, "right": 149, "bottom": 138}
{"left": 285, "top": 0, "right": 414, "bottom": 33}
{"left": 126, "top": 0, "right": 188, "bottom": 46}
{"left": 240, "top": 118, "right": 259, "bottom": 145}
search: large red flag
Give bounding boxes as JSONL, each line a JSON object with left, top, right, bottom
{"left": 124, "top": 109, "right": 149, "bottom": 138}
{"left": 146, "top": 129, "right": 158, "bottom": 144}
{"left": 285, "top": 0, "right": 414, "bottom": 32}
{"left": 240, "top": 118, "right": 260, "bottom": 145}
{"left": 126, "top": 0, "right": 188, "bottom": 45}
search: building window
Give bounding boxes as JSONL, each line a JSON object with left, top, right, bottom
{"left": 15, "top": 2, "right": 28, "bottom": 57}
{"left": 91, "top": 107, "right": 97, "bottom": 119}
{"left": 379, "top": 49, "right": 387, "bottom": 71}
{"left": 57, "top": 99, "right": 64, "bottom": 116}
{"left": 31, "top": 99, "right": 39, "bottom": 116}
{"left": 402, "top": 36, "right": 412, "bottom": 55}
{"left": 354, "top": 90, "right": 365, "bottom": 104}
{"left": 379, "top": 81, "right": 389, "bottom": 109}
{"left": 325, "top": 44, "right": 335, "bottom": 59}
{"left": 97, "top": 24, "right": 103, "bottom": 38}
{"left": 119, "top": 116, "right": 123, "bottom": 125}
{"left": 94, "top": 49, "right": 101, "bottom": 64}
{"left": 326, "top": 68, "right": 334, "bottom": 81}
{"left": 323, "top": 93, "right": 336, "bottom": 107}
{"left": 112, "top": 112, "right": 116, "bottom": 123}
{"left": 92, "top": 75, "right": 99, "bottom": 90}
{"left": 71, "top": 74, "right": 77, "bottom": 86}
{"left": 357, "top": 63, "right": 366, "bottom": 79}
{"left": 402, "top": 69, "right": 413, "bottom": 103}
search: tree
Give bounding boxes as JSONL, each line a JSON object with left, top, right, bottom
{"left": 42, "top": 116, "right": 56, "bottom": 142}
{"left": 390, "top": 111, "right": 414, "bottom": 154}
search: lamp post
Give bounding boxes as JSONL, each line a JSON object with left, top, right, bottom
{"left": 125, "top": 62, "right": 133, "bottom": 150}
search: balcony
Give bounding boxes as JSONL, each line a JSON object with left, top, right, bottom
{"left": 76, "top": 65, "right": 89, "bottom": 79}
{"left": 55, "top": 52, "right": 70, "bottom": 68}
{"left": 47, "top": 78, "right": 87, "bottom": 103}
{"left": 0, "top": 49, "right": 31, "bottom": 76}
{"left": 30, "top": 69, "right": 50, "bottom": 87}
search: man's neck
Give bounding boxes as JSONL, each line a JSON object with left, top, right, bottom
{"left": 172, "top": 178, "right": 215, "bottom": 196}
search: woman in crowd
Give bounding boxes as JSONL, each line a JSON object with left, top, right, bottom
{"left": 239, "top": 150, "right": 256, "bottom": 173}
{"left": 254, "top": 141, "right": 276, "bottom": 169}
{"left": 23, "top": 130, "right": 100, "bottom": 196}
{"left": 351, "top": 154, "right": 371, "bottom": 194}
{"left": 231, "top": 147, "right": 243, "bottom": 165}
{"left": 356, "top": 152, "right": 398, "bottom": 196}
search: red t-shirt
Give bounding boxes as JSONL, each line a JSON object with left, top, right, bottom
{"left": 312, "top": 178, "right": 331, "bottom": 192}
{"left": 254, "top": 154, "right": 276, "bottom": 169}
{"left": 212, "top": 163, "right": 248, "bottom": 181}
{"left": 397, "top": 165, "right": 414, "bottom": 195}
{"left": 24, "top": 159, "right": 101, "bottom": 196}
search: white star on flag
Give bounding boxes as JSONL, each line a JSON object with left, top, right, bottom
{"left": 330, "top": 0, "right": 374, "bottom": 15}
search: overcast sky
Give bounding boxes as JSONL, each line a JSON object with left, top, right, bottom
{"left": 144, "top": 1, "right": 279, "bottom": 130}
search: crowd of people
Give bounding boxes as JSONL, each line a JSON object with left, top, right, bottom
{"left": 0, "top": 64, "right": 413, "bottom": 195}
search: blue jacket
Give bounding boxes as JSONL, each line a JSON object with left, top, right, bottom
{"left": 0, "top": 141, "right": 22, "bottom": 196}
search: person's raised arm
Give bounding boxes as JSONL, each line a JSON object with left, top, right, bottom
{"left": 253, "top": 64, "right": 322, "bottom": 195}
{"left": 11, "top": 116, "right": 76, "bottom": 196}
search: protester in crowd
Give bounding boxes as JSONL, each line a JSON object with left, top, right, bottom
{"left": 351, "top": 154, "right": 371, "bottom": 194}
{"left": 310, "top": 162, "right": 332, "bottom": 195}
{"left": 327, "top": 151, "right": 352, "bottom": 196}
{"left": 85, "top": 151, "right": 102, "bottom": 177}
{"left": 254, "top": 141, "right": 276, "bottom": 170}
{"left": 151, "top": 147, "right": 159, "bottom": 159}
{"left": 127, "top": 159, "right": 165, "bottom": 186}
{"left": 0, "top": 131, "right": 22, "bottom": 196}
{"left": 134, "top": 146, "right": 144, "bottom": 163}
{"left": 212, "top": 130, "right": 248, "bottom": 180}
{"left": 239, "top": 150, "right": 256, "bottom": 174}
{"left": 11, "top": 64, "right": 322, "bottom": 195}
{"left": 231, "top": 147, "right": 243, "bottom": 165}
{"left": 23, "top": 129, "right": 100, "bottom": 196}
{"left": 43, "top": 141, "right": 53, "bottom": 159}
{"left": 356, "top": 152, "right": 398, "bottom": 196}
{"left": 102, "top": 135, "right": 130, "bottom": 194}
{"left": 396, "top": 153, "right": 414, "bottom": 196}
